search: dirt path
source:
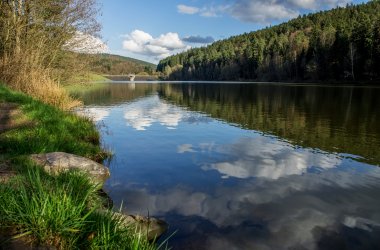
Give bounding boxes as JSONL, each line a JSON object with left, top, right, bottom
{"left": 0, "top": 102, "right": 32, "bottom": 183}
{"left": 0, "top": 102, "right": 31, "bottom": 133}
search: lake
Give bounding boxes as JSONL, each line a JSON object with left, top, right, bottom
{"left": 73, "top": 82, "right": 380, "bottom": 250}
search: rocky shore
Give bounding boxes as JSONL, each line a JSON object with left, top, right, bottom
{"left": 29, "top": 152, "right": 168, "bottom": 241}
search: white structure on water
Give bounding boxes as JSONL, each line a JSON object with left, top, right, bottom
{"left": 128, "top": 74, "right": 136, "bottom": 81}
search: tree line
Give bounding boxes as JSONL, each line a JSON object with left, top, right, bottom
{"left": 84, "top": 53, "right": 156, "bottom": 75}
{"left": 157, "top": 0, "right": 380, "bottom": 82}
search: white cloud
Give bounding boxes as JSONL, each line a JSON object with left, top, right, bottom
{"left": 289, "top": 0, "right": 317, "bottom": 9}
{"left": 177, "top": 4, "right": 200, "bottom": 14}
{"left": 229, "top": 0, "right": 299, "bottom": 23}
{"left": 151, "top": 32, "right": 187, "bottom": 50}
{"left": 289, "top": 0, "right": 352, "bottom": 9}
{"left": 122, "top": 40, "right": 143, "bottom": 54}
{"left": 129, "top": 29, "right": 153, "bottom": 44}
{"left": 64, "top": 32, "right": 109, "bottom": 54}
{"left": 122, "top": 30, "right": 188, "bottom": 60}
{"left": 179, "top": 0, "right": 353, "bottom": 24}
{"left": 200, "top": 5, "right": 230, "bottom": 17}
{"left": 177, "top": 3, "right": 229, "bottom": 18}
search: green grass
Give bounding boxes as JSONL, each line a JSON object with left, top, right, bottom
{"left": 63, "top": 73, "right": 110, "bottom": 93}
{"left": 64, "top": 81, "right": 109, "bottom": 94}
{"left": 0, "top": 84, "right": 106, "bottom": 161}
{"left": 70, "top": 72, "right": 109, "bottom": 83}
{"left": 0, "top": 84, "right": 167, "bottom": 249}
{"left": 0, "top": 167, "right": 161, "bottom": 249}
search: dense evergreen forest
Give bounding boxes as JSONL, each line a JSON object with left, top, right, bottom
{"left": 157, "top": 1, "right": 380, "bottom": 82}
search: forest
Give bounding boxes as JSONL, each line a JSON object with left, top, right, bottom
{"left": 84, "top": 53, "right": 156, "bottom": 75}
{"left": 157, "top": 0, "right": 380, "bottom": 82}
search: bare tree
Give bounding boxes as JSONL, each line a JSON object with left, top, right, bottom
{"left": 0, "top": 0, "right": 101, "bottom": 108}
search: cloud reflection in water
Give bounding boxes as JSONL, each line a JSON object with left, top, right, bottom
{"left": 100, "top": 94, "right": 380, "bottom": 249}
{"left": 108, "top": 165, "right": 380, "bottom": 250}
{"left": 124, "top": 96, "right": 188, "bottom": 130}
{"left": 107, "top": 132, "right": 380, "bottom": 249}
{"left": 76, "top": 107, "right": 110, "bottom": 122}
{"left": 202, "top": 136, "right": 342, "bottom": 180}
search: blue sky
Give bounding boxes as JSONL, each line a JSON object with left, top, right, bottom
{"left": 99, "top": 0, "right": 369, "bottom": 63}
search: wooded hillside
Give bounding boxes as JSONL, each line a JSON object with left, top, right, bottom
{"left": 157, "top": 1, "right": 380, "bottom": 82}
{"left": 84, "top": 53, "right": 156, "bottom": 75}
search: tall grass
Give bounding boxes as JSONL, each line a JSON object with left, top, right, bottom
{"left": 0, "top": 52, "right": 81, "bottom": 110}
{"left": 0, "top": 167, "right": 162, "bottom": 249}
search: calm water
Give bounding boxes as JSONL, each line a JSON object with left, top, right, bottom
{"left": 74, "top": 82, "right": 380, "bottom": 250}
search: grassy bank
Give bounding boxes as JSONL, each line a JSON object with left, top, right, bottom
{"left": 68, "top": 72, "right": 109, "bottom": 84}
{"left": 63, "top": 73, "right": 110, "bottom": 94}
{"left": 0, "top": 84, "right": 165, "bottom": 249}
{"left": 0, "top": 84, "right": 105, "bottom": 161}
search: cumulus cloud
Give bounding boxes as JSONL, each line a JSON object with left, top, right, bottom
{"left": 178, "top": 0, "right": 353, "bottom": 23}
{"left": 289, "top": 0, "right": 318, "bottom": 9}
{"left": 64, "top": 32, "right": 109, "bottom": 54}
{"left": 177, "top": 4, "right": 200, "bottom": 14}
{"left": 200, "top": 5, "right": 230, "bottom": 17}
{"left": 289, "top": 0, "right": 352, "bottom": 9}
{"left": 229, "top": 0, "right": 299, "bottom": 23}
{"left": 150, "top": 32, "right": 188, "bottom": 49}
{"left": 177, "top": 3, "right": 229, "bottom": 17}
{"left": 183, "top": 35, "right": 215, "bottom": 44}
{"left": 122, "top": 30, "right": 189, "bottom": 60}
{"left": 229, "top": 0, "right": 353, "bottom": 23}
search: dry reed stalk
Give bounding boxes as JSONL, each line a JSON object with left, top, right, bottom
{"left": 0, "top": 52, "right": 81, "bottom": 110}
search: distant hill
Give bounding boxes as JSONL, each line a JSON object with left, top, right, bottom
{"left": 157, "top": 1, "right": 380, "bottom": 82}
{"left": 84, "top": 53, "right": 156, "bottom": 75}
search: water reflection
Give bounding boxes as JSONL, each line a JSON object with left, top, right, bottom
{"left": 159, "top": 83, "right": 380, "bottom": 165}
{"left": 201, "top": 136, "right": 341, "bottom": 180}
{"left": 70, "top": 82, "right": 157, "bottom": 106}
{"left": 72, "top": 82, "right": 380, "bottom": 249}
{"left": 108, "top": 162, "right": 380, "bottom": 249}
{"left": 76, "top": 107, "right": 110, "bottom": 122}
{"left": 123, "top": 96, "right": 184, "bottom": 130}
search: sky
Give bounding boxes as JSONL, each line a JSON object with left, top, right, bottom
{"left": 98, "top": 0, "right": 369, "bottom": 63}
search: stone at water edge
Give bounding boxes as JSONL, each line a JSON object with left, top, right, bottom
{"left": 30, "top": 152, "right": 110, "bottom": 185}
{"left": 117, "top": 213, "right": 169, "bottom": 241}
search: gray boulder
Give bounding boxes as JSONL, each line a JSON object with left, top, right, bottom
{"left": 117, "top": 213, "right": 168, "bottom": 241}
{"left": 30, "top": 152, "right": 110, "bottom": 185}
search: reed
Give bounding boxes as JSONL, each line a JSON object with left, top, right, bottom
{"left": 0, "top": 52, "right": 81, "bottom": 110}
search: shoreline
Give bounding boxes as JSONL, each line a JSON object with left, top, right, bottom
{"left": 0, "top": 84, "right": 167, "bottom": 249}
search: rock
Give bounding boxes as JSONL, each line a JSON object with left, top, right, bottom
{"left": 0, "top": 159, "right": 16, "bottom": 184}
{"left": 30, "top": 152, "right": 109, "bottom": 185}
{"left": 97, "top": 188, "right": 113, "bottom": 209}
{"left": 117, "top": 213, "right": 168, "bottom": 241}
